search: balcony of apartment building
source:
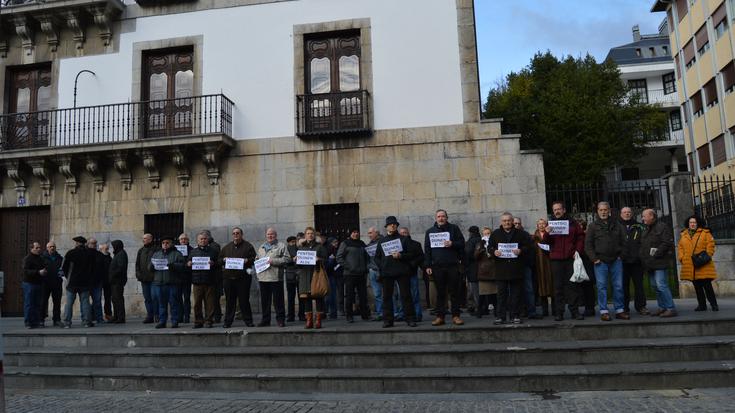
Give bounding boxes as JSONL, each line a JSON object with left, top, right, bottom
{"left": 0, "top": 94, "right": 236, "bottom": 193}
{"left": 627, "top": 88, "right": 679, "bottom": 108}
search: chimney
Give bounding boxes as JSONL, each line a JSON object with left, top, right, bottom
{"left": 632, "top": 25, "right": 641, "bottom": 41}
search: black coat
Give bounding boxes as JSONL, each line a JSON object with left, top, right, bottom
{"left": 620, "top": 219, "right": 644, "bottom": 264}
{"left": 375, "top": 233, "right": 416, "bottom": 278}
{"left": 424, "top": 222, "right": 465, "bottom": 268}
{"left": 405, "top": 236, "right": 424, "bottom": 275}
{"left": 190, "top": 245, "right": 219, "bottom": 285}
{"left": 109, "top": 249, "right": 128, "bottom": 286}
{"left": 22, "top": 253, "right": 46, "bottom": 284}
{"left": 62, "top": 245, "right": 95, "bottom": 292}
{"left": 336, "top": 238, "right": 369, "bottom": 276}
{"left": 488, "top": 227, "right": 533, "bottom": 281}
{"left": 41, "top": 251, "right": 63, "bottom": 287}
{"left": 585, "top": 218, "right": 625, "bottom": 264}
{"left": 640, "top": 219, "right": 674, "bottom": 270}
{"left": 91, "top": 249, "right": 112, "bottom": 287}
{"left": 464, "top": 234, "right": 482, "bottom": 282}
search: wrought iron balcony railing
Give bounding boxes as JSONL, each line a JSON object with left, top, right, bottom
{"left": 296, "top": 90, "right": 371, "bottom": 137}
{"left": 0, "top": 94, "right": 233, "bottom": 151}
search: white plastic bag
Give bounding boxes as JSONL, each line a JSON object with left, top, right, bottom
{"left": 570, "top": 251, "right": 590, "bottom": 283}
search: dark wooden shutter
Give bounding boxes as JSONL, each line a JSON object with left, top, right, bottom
{"left": 698, "top": 143, "right": 712, "bottom": 170}
{"left": 712, "top": 135, "right": 726, "bottom": 166}
{"left": 675, "top": 0, "right": 688, "bottom": 22}
{"left": 143, "top": 48, "right": 194, "bottom": 138}
{"left": 144, "top": 213, "right": 184, "bottom": 246}
{"left": 695, "top": 24, "right": 709, "bottom": 51}
{"left": 314, "top": 203, "right": 360, "bottom": 242}
{"left": 683, "top": 40, "right": 695, "bottom": 65}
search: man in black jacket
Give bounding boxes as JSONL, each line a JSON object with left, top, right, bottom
{"left": 22, "top": 242, "right": 47, "bottom": 329}
{"left": 400, "top": 227, "right": 425, "bottom": 322}
{"left": 640, "top": 209, "right": 677, "bottom": 317}
{"left": 62, "top": 236, "right": 94, "bottom": 328}
{"left": 336, "top": 228, "right": 370, "bottom": 323}
{"left": 41, "top": 241, "right": 64, "bottom": 327}
{"left": 585, "top": 202, "right": 627, "bottom": 322}
{"left": 88, "top": 238, "right": 111, "bottom": 325}
{"left": 109, "top": 240, "right": 128, "bottom": 323}
{"left": 375, "top": 216, "right": 418, "bottom": 328}
{"left": 620, "top": 207, "right": 648, "bottom": 315}
{"left": 424, "top": 209, "right": 465, "bottom": 326}
{"left": 136, "top": 233, "right": 157, "bottom": 323}
{"left": 490, "top": 213, "right": 533, "bottom": 324}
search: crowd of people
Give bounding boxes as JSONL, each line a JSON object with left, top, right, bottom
{"left": 20, "top": 203, "right": 721, "bottom": 330}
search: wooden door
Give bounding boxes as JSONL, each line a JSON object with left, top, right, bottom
{"left": 144, "top": 213, "right": 184, "bottom": 246}
{"left": 0, "top": 207, "right": 50, "bottom": 316}
{"left": 142, "top": 48, "right": 194, "bottom": 139}
{"left": 314, "top": 203, "right": 360, "bottom": 242}
{"left": 5, "top": 65, "right": 52, "bottom": 148}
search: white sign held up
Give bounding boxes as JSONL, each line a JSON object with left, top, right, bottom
{"left": 296, "top": 250, "right": 318, "bottom": 265}
{"left": 538, "top": 243, "right": 550, "bottom": 252}
{"left": 254, "top": 257, "right": 271, "bottom": 274}
{"left": 381, "top": 238, "right": 403, "bottom": 255}
{"left": 225, "top": 257, "right": 245, "bottom": 270}
{"left": 151, "top": 258, "right": 169, "bottom": 271}
{"left": 365, "top": 244, "right": 378, "bottom": 257}
{"left": 175, "top": 245, "right": 188, "bottom": 256}
{"left": 191, "top": 256, "right": 211, "bottom": 270}
{"left": 548, "top": 220, "right": 570, "bottom": 235}
{"left": 429, "top": 232, "right": 451, "bottom": 248}
{"left": 497, "top": 243, "right": 519, "bottom": 259}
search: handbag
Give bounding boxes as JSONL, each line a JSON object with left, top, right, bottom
{"left": 309, "top": 262, "right": 330, "bottom": 298}
{"left": 691, "top": 234, "right": 712, "bottom": 268}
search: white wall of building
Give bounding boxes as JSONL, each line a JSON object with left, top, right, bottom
{"left": 57, "top": 0, "right": 465, "bottom": 140}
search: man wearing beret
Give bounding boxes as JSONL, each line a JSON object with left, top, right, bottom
{"left": 62, "top": 236, "right": 94, "bottom": 328}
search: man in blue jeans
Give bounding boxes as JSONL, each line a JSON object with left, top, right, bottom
{"left": 366, "top": 227, "right": 383, "bottom": 321}
{"left": 135, "top": 233, "right": 158, "bottom": 323}
{"left": 585, "top": 202, "right": 627, "bottom": 321}
{"left": 22, "top": 242, "right": 46, "bottom": 329}
{"left": 62, "top": 236, "right": 94, "bottom": 328}
{"left": 640, "top": 208, "right": 677, "bottom": 317}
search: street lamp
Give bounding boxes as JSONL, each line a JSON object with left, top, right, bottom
{"left": 73, "top": 70, "right": 96, "bottom": 108}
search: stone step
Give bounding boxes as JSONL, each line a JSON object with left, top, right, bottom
{"left": 6, "top": 361, "right": 735, "bottom": 393}
{"left": 6, "top": 317, "right": 735, "bottom": 348}
{"left": 6, "top": 336, "right": 735, "bottom": 369}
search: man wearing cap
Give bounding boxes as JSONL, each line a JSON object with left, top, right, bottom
{"left": 136, "top": 233, "right": 158, "bottom": 324}
{"left": 62, "top": 236, "right": 94, "bottom": 328}
{"left": 424, "top": 209, "right": 466, "bottom": 326}
{"left": 374, "top": 216, "right": 418, "bottom": 328}
{"left": 150, "top": 235, "right": 186, "bottom": 328}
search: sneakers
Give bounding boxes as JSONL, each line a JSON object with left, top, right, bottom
{"left": 511, "top": 318, "right": 521, "bottom": 324}
{"left": 493, "top": 318, "right": 506, "bottom": 325}
{"left": 431, "top": 317, "right": 445, "bottom": 326}
{"left": 638, "top": 307, "right": 650, "bottom": 316}
{"left": 451, "top": 317, "right": 464, "bottom": 326}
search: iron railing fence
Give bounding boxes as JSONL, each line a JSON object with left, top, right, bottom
{"left": 0, "top": 94, "right": 233, "bottom": 150}
{"left": 692, "top": 174, "right": 735, "bottom": 239}
{"left": 296, "top": 90, "right": 371, "bottom": 137}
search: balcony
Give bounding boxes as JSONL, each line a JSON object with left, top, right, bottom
{"left": 646, "top": 129, "right": 685, "bottom": 147}
{"left": 627, "top": 88, "right": 680, "bottom": 107}
{"left": 0, "top": 94, "right": 235, "bottom": 194}
{"left": 296, "top": 90, "right": 371, "bottom": 137}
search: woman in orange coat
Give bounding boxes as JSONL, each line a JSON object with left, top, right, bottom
{"left": 678, "top": 215, "right": 718, "bottom": 311}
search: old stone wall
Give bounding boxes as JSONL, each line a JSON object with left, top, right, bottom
{"left": 679, "top": 240, "right": 735, "bottom": 299}
{"left": 1, "top": 121, "right": 547, "bottom": 315}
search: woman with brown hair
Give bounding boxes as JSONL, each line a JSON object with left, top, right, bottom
{"left": 297, "top": 227, "right": 330, "bottom": 328}
{"left": 678, "top": 215, "right": 718, "bottom": 311}
{"left": 533, "top": 219, "right": 555, "bottom": 317}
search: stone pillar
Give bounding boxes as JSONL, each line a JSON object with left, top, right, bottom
{"left": 664, "top": 172, "right": 694, "bottom": 297}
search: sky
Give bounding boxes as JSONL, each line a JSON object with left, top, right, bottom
{"left": 475, "top": 0, "right": 667, "bottom": 100}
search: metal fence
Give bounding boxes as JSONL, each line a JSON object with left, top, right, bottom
{"left": 692, "top": 174, "right": 735, "bottom": 239}
{"left": 0, "top": 94, "right": 233, "bottom": 150}
{"left": 296, "top": 90, "right": 371, "bottom": 137}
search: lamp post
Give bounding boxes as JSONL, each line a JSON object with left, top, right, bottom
{"left": 73, "top": 70, "right": 96, "bottom": 108}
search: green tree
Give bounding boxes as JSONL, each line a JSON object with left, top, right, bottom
{"left": 483, "top": 52, "right": 667, "bottom": 184}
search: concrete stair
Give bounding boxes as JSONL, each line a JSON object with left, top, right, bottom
{"left": 4, "top": 314, "right": 735, "bottom": 393}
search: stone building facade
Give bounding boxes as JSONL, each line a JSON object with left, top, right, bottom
{"left": 0, "top": 0, "right": 546, "bottom": 315}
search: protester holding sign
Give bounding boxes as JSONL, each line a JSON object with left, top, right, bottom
{"left": 297, "top": 227, "right": 329, "bottom": 329}
{"left": 424, "top": 209, "right": 466, "bottom": 326}
{"left": 533, "top": 219, "right": 554, "bottom": 317}
{"left": 256, "top": 228, "right": 290, "bottom": 327}
{"left": 374, "top": 216, "right": 418, "bottom": 328}
{"left": 149, "top": 236, "right": 186, "bottom": 329}
{"left": 188, "top": 231, "right": 220, "bottom": 328}
{"left": 365, "top": 227, "right": 384, "bottom": 322}
{"left": 218, "top": 227, "right": 257, "bottom": 328}
{"left": 541, "top": 201, "right": 586, "bottom": 321}
{"left": 489, "top": 213, "right": 533, "bottom": 324}
{"left": 336, "top": 228, "right": 370, "bottom": 323}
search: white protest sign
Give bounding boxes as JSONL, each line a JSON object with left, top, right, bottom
{"left": 429, "top": 232, "right": 451, "bottom": 248}
{"left": 365, "top": 243, "right": 378, "bottom": 257}
{"left": 254, "top": 257, "right": 271, "bottom": 274}
{"left": 498, "top": 243, "right": 519, "bottom": 259}
{"left": 296, "top": 250, "right": 317, "bottom": 265}
{"left": 548, "top": 220, "right": 570, "bottom": 235}
{"left": 192, "top": 256, "right": 211, "bottom": 270}
{"left": 225, "top": 257, "right": 245, "bottom": 270}
{"left": 381, "top": 238, "right": 403, "bottom": 255}
{"left": 175, "top": 245, "right": 188, "bottom": 256}
{"left": 151, "top": 258, "right": 169, "bottom": 271}
{"left": 538, "top": 243, "right": 550, "bottom": 252}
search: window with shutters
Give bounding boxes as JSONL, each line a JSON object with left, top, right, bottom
{"left": 683, "top": 40, "right": 696, "bottom": 69}
{"left": 674, "top": 54, "right": 682, "bottom": 79}
{"left": 296, "top": 30, "right": 370, "bottom": 137}
{"left": 676, "top": 0, "right": 688, "bottom": 22}
{"left": 723, "top": 61, "right": 735, "bottom": 93}
{"left": 663, "top": 72, "right": 676, "bottom": 94}
{"left": 713, "top": 4, "right": 729, "bottom": 39}
{"left": 695, "top": 24, "right": 709, "bottom": 56}
{"left": 670, "top": 110, "right": 683, "bottom": 131}
{"left": 698, "top": 143, "right": 712, "bottom": 170}
{"left": 691, "top": 91, "right": 704, "bottom": 117}
{"left": 144, "top": 213, "right": 184, "bottom": 247}
{"left": 704, "top": 77, "right": 718, "bottom": 107}
{"left": 3, "top": 64, "right": 53, "bottom": 149}
{"left": 142, "top": 47, "right": 194, "bottom": 139}
{"left": 712, "top": 134, "right": 727, "bottom": 166}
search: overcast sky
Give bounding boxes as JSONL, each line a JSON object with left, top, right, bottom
{"left": 475, "top": 0, "right": 667, "bottom": 100}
